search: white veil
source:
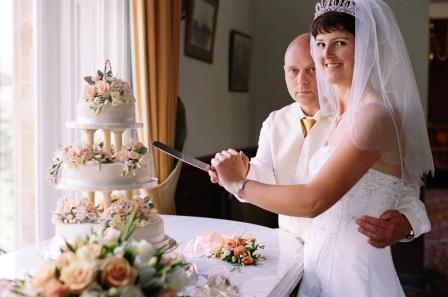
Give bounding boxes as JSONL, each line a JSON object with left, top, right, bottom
{"left": 310, "top": 0, "right": 434, "bottom": 185}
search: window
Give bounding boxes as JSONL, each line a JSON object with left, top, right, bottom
{"left": 0, "top": 0, "right": 37, "bottom": 251}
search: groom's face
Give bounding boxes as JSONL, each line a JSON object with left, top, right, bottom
{"left": 284, "top": 37, "right": 319, "bottom": 115}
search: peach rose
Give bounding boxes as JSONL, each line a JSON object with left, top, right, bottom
{"left": 132, "top": 142, "right": 144, "bottom": 150}
{"left": 66, "top": 147, "right": 79, "bottom": 162}
{"left": 32, "top": 263, "right": 56, "bottom": 288}
{"left": 233, "top": 245, "right": 246, "bottom": 258}
{"left": 225, "top": 240, "right": 237, "bottom": 252}
{"left": 76, "top": 244, "right": 101, "bottom": 261}
{"left": 56, "top": 253, "right": 70, "bottom": 270}
{"left": 100, "top": 256, "right": 136, "bottom": 288}
{"left": 116, "top": 149, "right": 129, "bottom": 162}
{"left": 96, "top": 81, "right": 110, "bottom": 94}
{"left": 241, "top": 255, "right": 254, "bottom": 265}
{"left": 42, "top": 278, "right": 69, "bottom": 297}
{"left": 83, "top": 85, "right": 97, "bottom": 100}
{"left": 60, "top": 261, "right": 95, "bottom": 292}
{"left": 79, "top": 148, "right": 93, "bottom": 161}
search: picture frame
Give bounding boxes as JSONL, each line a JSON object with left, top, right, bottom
{"left": 229, "top": 30, "right": 252, "bottom": 92}
{"left": 184, "top": 0, "right": 219, "bottom": 64}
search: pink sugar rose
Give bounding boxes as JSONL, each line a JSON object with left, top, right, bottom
{"left": 132, "top": 142, "right": 144, "bottom": 150}
{"left": 79, "top": 148, "right": 93, "bottom": 161}
{"left": 96, "top": 81, "right": 110, "bottom": 94}
{"left": 42, "top": 279, "right": 69, "bottom": 297}
{"left": 66, "top": 147, "right": 79, "bottom": 162}
{"left": 83, "top": 85, "right": 97, "bottom": 100}
{"left": 116, "top": 149, "right": 129, "bottom": 162}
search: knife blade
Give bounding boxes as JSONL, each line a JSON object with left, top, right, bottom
{"left": 152, "top": 141, "right": 211, "bottom": 172}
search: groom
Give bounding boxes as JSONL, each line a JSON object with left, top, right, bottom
{"left": 210, "top": 33, "right": 430, "bottom": 247}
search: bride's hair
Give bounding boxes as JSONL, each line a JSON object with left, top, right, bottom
{"left": 311, "top": 12, "right": 355, "bottom": 37}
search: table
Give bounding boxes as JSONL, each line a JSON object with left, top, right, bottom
{"left": 0, "top": 215, "right": 304, "bottom": 297}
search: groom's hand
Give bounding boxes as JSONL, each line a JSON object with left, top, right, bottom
{"left": 356, "top": 210, "right": 412, "bottom": 248}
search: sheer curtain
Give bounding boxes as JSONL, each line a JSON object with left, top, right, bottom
{"left": 0, "top": 0, "right": 36, "bottom": 251}
{"left": 36, "top": 0, "right": 132, "bottom": 242}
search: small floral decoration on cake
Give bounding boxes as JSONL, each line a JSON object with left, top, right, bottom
{"left": 99, "top": 194, "right": 157, "bottom": 230}
{"left": 82, "top": 60, "right": 135, "bottom": 115}
{"left": 48, "top": 142, "right": 148, "bottom": 184}
{"left": 1, "top": 211, "right": 189, "bottom": 297}
{"left": 116, "top": 142, "right": 148, "bottom": 176}
{"left": 52, "top": 197, "right": 99, "bottom": 225}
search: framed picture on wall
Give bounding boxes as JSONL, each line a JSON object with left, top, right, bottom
{"left": 229, "top": 30, "right": 252, "bottom": 92}
{"left": 184, "top": 0, "right": 219, "bottom": 64}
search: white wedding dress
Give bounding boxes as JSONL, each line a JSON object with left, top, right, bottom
{"left": 298, "top": 146, "right": 406, "bottom": 297}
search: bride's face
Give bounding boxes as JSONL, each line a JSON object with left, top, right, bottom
{"left": 315, "top": 30, "right": 355, "bottom": 88}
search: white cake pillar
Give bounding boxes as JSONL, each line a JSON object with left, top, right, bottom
{"left": 113, "top": 129, "right": 123, "bottom": 151}
{"left": 87, "top": 192, "right": 95, "bottom": 204}
{"left": 84, "top": 129, "right": 96, "bottom": 148}
{"left": 84, "top": 129, "right": 96, "bottom": 203}
{"left": 125, "top": 190, "right": 133, "bottom": 201}
{"left": 103, "top": 129, "right": 112, "bottom": 155}
{"left": 103, "top": 191, "right": 112, "bottom": 208}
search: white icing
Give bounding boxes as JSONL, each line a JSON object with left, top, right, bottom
{"left": 57, "top": 157, "right": 152, "bottom": 189}
{"left": 77, "top": 102, "right": 135, "bottom": 125}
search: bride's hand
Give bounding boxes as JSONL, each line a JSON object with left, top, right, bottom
{"left": 211, "top": 149, "right": 246, "bottom": 195}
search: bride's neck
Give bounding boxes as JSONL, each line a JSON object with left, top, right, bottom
{"left": 334, "top": 85, "right": 351, "bottom": 116}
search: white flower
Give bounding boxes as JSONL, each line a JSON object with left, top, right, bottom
{"left": 101, "top": 227, "right": 121, "bottom": 245}
{"left": 166, "top": 267, "right": 190, "bottom": 291}
{"left": 111, "top": 91, "right": 121, "bottom": 101}
{"left": 128, "top": 151, "right": 140, "bottom": 160}
{"left": 118, "top": 286, "right": 145, "bottom": 297}
{"left": 113, "top": 246, "right": 125, "bottom": 257}
{"left": 111, "top": 98, "right": 121, "bottom": 107}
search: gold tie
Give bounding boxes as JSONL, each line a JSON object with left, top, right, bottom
{"left": 301, "top": 117, "right": 316, "bottom": 137}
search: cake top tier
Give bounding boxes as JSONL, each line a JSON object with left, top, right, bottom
{"left": 81, "top": 63, "right": 135, "bottom": 115}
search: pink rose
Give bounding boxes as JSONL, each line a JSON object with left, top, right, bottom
{"left": 60, "top": 261, "right": 95, "bottom": 292}
{"left": 96, "top": 81, "right": 110, "bottom": 94}
{"left": 0, "top": 280, "right": 10, "bottom": 293}
{"left": 116, "top": 149, "right": 129, "bottom": 162}
{"left": 66, "top": 147, "right": 79, "bottom": 162}
{"left": 42, "top": 279, "right": 69, "bottom": 297}
{"left": 100, "top": 256, "right": 136, "bottom": 288}
{"left": 79, "top": 148, "right": 93, "bottom": 161}
{"left": 83, "top": 85, "right": 97, "bottom": 100}
{"left": 158, "top": 288, "right": 177, "bottom": 297}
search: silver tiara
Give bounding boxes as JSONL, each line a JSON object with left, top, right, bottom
{"left": 314, "top": 0, "right": 356, "bottom": 20}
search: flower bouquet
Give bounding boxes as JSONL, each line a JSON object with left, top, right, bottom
{"left": 1, "top": 211, "right": 189, "bottom": 297}
{"left": 82, "top": 60, "right": 134, "bottom": 115}
{"left": 208, "top": 234, "right": 265, "bottom": 267}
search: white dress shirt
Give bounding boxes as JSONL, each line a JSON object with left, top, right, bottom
{"left": 245, "top": 102, "right": 430, "bottom": 241}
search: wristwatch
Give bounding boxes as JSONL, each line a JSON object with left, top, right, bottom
{"left": 405, "top": 229, "right": 415, "bottom": 241}
{"left": 235, "top": 178, "right": 250, "bottom": 197}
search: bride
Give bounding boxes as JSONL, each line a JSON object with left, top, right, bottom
{"left": 211, "top": 0, "right": 434, "bottom": 296}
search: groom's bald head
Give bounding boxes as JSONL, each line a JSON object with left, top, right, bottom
{"left": 283, "top": 33, "right": 319, "bottom": 116}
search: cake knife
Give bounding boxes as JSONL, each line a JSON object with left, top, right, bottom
{"left": 152, "top": 141, "right": 211, "bottom": 172}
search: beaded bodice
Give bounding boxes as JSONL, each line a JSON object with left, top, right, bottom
{"left": 307, "top": 146, "right": 403, "bottom": 230}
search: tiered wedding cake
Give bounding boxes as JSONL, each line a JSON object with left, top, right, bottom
{"left": 48, "top": 61, "right": 167, "bottom": 248}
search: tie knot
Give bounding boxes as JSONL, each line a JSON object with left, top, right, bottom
{"left": 301, "top": 117, "right": 316, "bottom": 137}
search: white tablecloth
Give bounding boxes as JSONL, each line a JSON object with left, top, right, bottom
{"left": 0, "top": 215, "right": 304, "bottom": 297}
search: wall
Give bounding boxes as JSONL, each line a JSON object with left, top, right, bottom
{"left": 179, "top": 0, "right": 256, "bottom": 157}
{"left": 179, "top": 0, "right": 429, "bottom": 156}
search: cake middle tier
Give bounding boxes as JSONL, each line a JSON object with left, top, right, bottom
{"left": 55, "top": 161, "right": 156, "bottom": 191}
